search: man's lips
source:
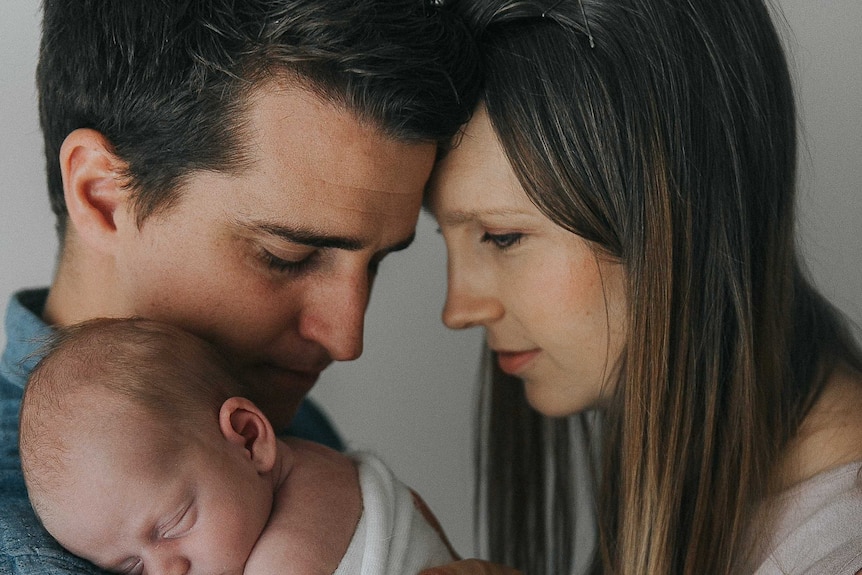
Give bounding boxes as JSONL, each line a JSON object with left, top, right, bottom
{"left": 495, "top": 349, "right": 540, "bottom": 375}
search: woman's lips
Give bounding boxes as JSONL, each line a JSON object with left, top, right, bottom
{"left": 496, "top": 349, "right": 540, "bottom": 375}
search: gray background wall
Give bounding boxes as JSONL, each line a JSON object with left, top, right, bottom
{"left": 2, "top": 0, "right": 859, "bottom": 558}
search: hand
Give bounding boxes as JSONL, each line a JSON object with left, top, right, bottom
{"left": 420, "top": 559, "right": 523, "bottom": 575}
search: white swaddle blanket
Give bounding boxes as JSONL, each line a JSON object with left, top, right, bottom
{"left": 332, "top": 452, "right": 456, "bottom": 575}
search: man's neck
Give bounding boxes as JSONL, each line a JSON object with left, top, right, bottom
{"left": 43, "top": 243, "right": 124, "bottom": 327}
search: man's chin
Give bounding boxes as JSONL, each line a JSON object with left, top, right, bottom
{"left": 242, "top": 366, "right": 322, "bottom": 428}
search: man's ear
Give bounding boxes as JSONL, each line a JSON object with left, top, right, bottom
{"left": 218, "top": 396, "right": 278, "bottom": 474}
{"left": 59, "top": 128, "right": 131, "bottom": 253}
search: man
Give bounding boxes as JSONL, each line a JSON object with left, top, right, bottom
{"left": 0, "top": 1, "right": 480, "bottom": 572}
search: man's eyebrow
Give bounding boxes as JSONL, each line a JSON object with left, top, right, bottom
{"left": 252, "top": 222, "right": 362, "bottom": 250}
{"left": 243, "top": 221, "right": 416, "bottom": 254}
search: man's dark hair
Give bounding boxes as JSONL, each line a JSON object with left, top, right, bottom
{"left": 38, "top": 0, "right": 480, "bottom": 237}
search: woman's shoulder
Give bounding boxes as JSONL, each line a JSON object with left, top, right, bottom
{"left": 753, "top": 461, "right": 862, "bottom": 574}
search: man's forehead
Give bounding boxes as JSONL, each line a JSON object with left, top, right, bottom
{"left": 243, "top": 83, "right": 435, "bottom": 186}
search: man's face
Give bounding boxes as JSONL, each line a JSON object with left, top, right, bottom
{"left": 112, "top": 85, "right": 435, "bottom": 428}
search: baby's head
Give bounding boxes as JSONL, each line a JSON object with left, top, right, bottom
{"left": 20, "top": 318, "right": 280, "bottom": 575}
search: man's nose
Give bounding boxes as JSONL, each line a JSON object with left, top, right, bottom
{"left": 442, "top": 259, "right": 503, "bottom": 330}
{"left": 298, "top": 268, "right": 370, "bottom": 361}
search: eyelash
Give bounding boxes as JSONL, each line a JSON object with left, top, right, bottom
{"left": 160, "top": 502, "right": 195, "bottom": 540}
{"left": 261, "top": 248, "right": 386, "bottom": 278}
{"left": 120, "top": 559, "right": 143, "bottom": 575}
{"left": 115, "top": 502, "right": 193, "bottom": 574}
{"left": 481, "top": 232, "right": 524, "bottom": 250}
{"left": 259, "top": 249, "right": 316, "bottom": 274}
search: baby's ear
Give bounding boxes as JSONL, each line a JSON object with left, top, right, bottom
{"left": 218, "top": 397, "right": 277, "bottom": 474}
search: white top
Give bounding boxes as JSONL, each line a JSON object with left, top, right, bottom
{"left": 332, "top": 452, "right": 455, "bottom": 575}
{"left": 753, "top": 461, "right": 862, "bottom": 574}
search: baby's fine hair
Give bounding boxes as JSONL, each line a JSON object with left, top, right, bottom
{"left": 19, "top": 318, "right": 244, "bottom": 500}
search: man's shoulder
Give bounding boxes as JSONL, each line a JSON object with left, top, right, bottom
{"left": 0, "top": 490, "right": 106, "bottom": 575}
{"left": 0, "top": 395, "right": 105, "bottom": 574}
{"left": 0, "top": 289, "right": 106, "bottom": 574}
{"left": 1, "top": 288, "right": 51, "bottom": 392}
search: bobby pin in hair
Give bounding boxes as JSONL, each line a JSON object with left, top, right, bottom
{"left": 542, "top": 0, "right": 596, "bottom": 49}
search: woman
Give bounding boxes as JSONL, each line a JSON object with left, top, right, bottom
{"left": 426, "top": 0, "right": 862, "bottom": 573}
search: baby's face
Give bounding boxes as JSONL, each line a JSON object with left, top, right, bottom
{"left": 38, "top": 415, "right": 273, "bottom": 575}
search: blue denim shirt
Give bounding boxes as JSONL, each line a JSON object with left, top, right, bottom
{"left": 0, "top": 289, "right": 343, "bottom": 574}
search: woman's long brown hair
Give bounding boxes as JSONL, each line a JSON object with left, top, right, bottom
{"left": 451, "top": 0, "right": 862, "bottom": 573}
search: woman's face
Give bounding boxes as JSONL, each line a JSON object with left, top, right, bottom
{"left": 427, "top": 107, "right": 628, "bottom": 416}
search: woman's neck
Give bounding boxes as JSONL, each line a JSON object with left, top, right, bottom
{"left": 775, "top": 361, "right": 862, "bottom": 490}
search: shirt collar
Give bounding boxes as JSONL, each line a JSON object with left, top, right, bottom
{"left": 1, "top": 288, "right": 52, "bottom": 390}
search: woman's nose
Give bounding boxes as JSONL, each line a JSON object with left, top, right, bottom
{"left": 442, "top": 262, "right": 504, "bottom": 330}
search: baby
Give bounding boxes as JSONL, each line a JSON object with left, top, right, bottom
{"left": 19, "top": 318, "right": 456, "bottom": 575}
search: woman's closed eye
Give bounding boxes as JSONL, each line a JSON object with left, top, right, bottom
{"left": 481, "top": 231, "right": 524, "bottom": 250}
